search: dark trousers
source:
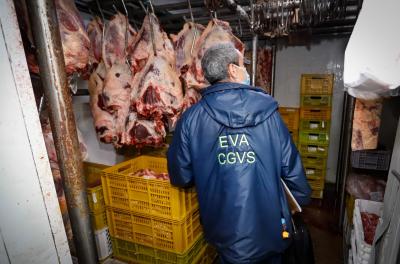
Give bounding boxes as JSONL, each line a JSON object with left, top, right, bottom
{"left": 219, "top": 254, "right": 282, "bottom": 264}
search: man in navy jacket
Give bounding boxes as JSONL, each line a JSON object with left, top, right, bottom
{"left": 167, "top": 43, "right": 311, "bottom": 264}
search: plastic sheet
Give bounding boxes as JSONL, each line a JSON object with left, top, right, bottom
{"left": 343, "top": 0, "right": 400, "bottom": 100}
{"left": 346, "top": 173, "right": 386, "bottom": 202}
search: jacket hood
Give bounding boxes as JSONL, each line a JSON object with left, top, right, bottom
{"left": 200, "top": 82, "right": 278, "bottom": 128}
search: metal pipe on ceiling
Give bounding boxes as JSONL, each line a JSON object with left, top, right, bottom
{"left": 26, "top": 1, "right": 98, "bottom": 263}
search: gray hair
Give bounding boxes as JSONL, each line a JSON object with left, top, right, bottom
{"left": 201, "top": 43, "right": 240, "bottom": 84}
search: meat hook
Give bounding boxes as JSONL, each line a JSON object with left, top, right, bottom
{"left": 119, "top": 0, "right": 132, "bottom": 67}
{"left": 95, "top": 0, "right": 106, "bottom": 45}
{"left": 187, "top": 0, "right": 198, "bottom": 55}
{"left": 139, "top": 1, "right": 157, "bottom": 57}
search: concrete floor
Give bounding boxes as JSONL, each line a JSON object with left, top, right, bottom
{"left": 303, "top": 184, "right": 343, "bottom": 264}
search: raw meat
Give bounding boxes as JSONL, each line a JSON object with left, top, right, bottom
{"left": 129, "top": 14, "right": 175, "bottom": 74}
{"left": 123, "top": 112, "right": 166, "bottom": 147}
{"left": 181, "top": 19, "right": 245, "bottom": 90}
{"left": 255, "top": 48, "right": 272, "bottom": 93}
{"left": 171, "top": 22, "right": 205, "bottom": 112}
{"left": 102, "top": 62, "right": 132, "bottom": 145}
{"left": 41, "top": 118, "right": 87, "bottom": 256}
{"left": 361, "top": 212, "right": 379, "bottom": 245}
{"left": 87, "top": 17, "right": 103, "bottom": 69}
{"left": 170, "top": 22, "right": 205, "bottom": 74}
{"left": 181, "top": 88, "right": 202, "bottom": 113}
{"left": 88, "top": 62, "right": 117, "bottom": 143}
{"left": 129, "top": 14, "right": 183, "bottom": 125}
{"left": 351, "top": 99, "right": 383, "bottom": 150}
{"left": 131, "top": 55, "right": 183, "bottom": 121}
{"left": 55, "top": 0, "right": 90, "bottom": 75}
{"left": 129, "top": 169, "right": 170, "bottom": 181}
{"left": 101, "top": 13, "right": 137, "bottom": 146}
{"left": 103, "top": 12, "right": 137, "bottom": 67}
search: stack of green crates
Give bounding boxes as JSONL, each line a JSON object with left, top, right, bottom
{"left": 101, "top": 155, "right": 217, "bottom": 263}
{"left": 299, "top": 74, "right": 333, "bottom": 199}
{"left": 279, "top": 107, "right": 300, "bottom": 146}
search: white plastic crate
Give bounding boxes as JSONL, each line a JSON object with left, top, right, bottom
{"left": 352, "top": 199, "right": 383, "bottom": 264}
{"left": 95, "top": 227, "right": 113, "bottom": 261}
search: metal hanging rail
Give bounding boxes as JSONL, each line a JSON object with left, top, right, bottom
{"left": 26, "top": 0, "right": 98, "bottom": 263}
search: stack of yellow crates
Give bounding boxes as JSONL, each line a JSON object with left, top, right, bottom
{"left": 298, "top": 74, "right": 333, "bottom": 199}
{"left": 101, "top": 155, "right": 216, "bottom": 263}
{"left": 84, "top": 162, "right": 113, "bottom": 262}
{"left": 279, "top": 107, "right": 300, "bottom": 146}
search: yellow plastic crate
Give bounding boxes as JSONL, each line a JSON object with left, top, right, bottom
{"left": 300, "top": 120, "right": 331, "bottom": 133}
{"left": 304, "top": 167, "right": 326, "bottom": 180}
{"left": 279, "top": 107, "right": 300, "bottom": 131}
{"left": 193, "top": 244, "right": 218, "bottom": 264}
{"left": 106, "top": 207, "right": 202, "bottom": 254}
{"left": 290, "top": 130, "right": 299, "bottom": 143}
{"left": 91, "top": 210, "right": 108, "bottom": 230}
{"left": 311, "top": 189, "right": 324, "bottom": 199}
{"left": 300, "top": 95, "right": 332, "bottom": 108}
{"left": 300, "top": 107, "right": 332, "bottom": 120}
{"left": 346, "top": 193, "right": 356, "bottom": 223}
{"left": 102, "top": 156, "right": 198, "bottom": 220}
{"left": 301, "top": 74, "right": 334, "bottom": 95}
{"left": 87, "top": 185, "right": 105, "bottom": 214}
{"left": 301, "top": 155, "right": 327, "bottom": 170}
{"left": 299, "top": 143, "right": 329, "bottom": 157}
{"left": 84, "top": 162, "right": 108, "bottom": 188}
{"left": 112, "top": 236, "right": 208, "bottom": 264}
{"left": 308, "top": 177, "right": 325, "bottom": 190}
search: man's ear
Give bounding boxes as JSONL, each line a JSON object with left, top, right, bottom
{"left": 227, "top": 64, "right": 237, "bottom": 80}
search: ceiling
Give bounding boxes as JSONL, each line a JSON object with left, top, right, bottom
{"left": 75, "top": 0, "right": 362, "bottom": 40}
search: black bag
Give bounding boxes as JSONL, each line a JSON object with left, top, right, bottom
{"left": 283, "top": 214, "right": 315, "bottom": 264}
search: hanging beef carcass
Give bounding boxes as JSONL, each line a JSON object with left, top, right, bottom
{"left": 101, "top": 13, "right": 137, "bottom": 146}
{"left": 122, "top": 112, "right": 166, "bottom": 147}
{"left": 181, "top": 19, "right": 245, "bottom": 91}
{"left": 131, "top": 55, "right": 183, "bottom": 121}
{"left": 181, "top": 87, "right": 202, "bottom": 113}
{"left": 55, "top": 0, "right": 90, "bottom": 75}
{"left": 87, "top": 17, "right": 104, "bottom": 70}
{"left": 87, "top": 16, "right": 118, "bottom": 144}
{"left": 170, "top": 22, "right": 205, "bottom": 74}
{"left": 170, "top": 22, "right": 205, "bottom": 112}
{"left": 129, "top": 14, "right": 175, "bottom": 73}
{"left": 88, "top": 62, "right": 117, "bottom": 143}
{"left": 103, "top": 12, "right": 137, "bottom": 67}
{"left": 129, "top": 14, "right": 183, "bottom": 124}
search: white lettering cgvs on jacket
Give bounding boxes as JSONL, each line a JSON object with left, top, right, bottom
{"left": 217, "top": 134, "right": 256, "bottom": 165}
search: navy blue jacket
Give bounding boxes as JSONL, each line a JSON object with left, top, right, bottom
{"left": 167, "top": 82, "right": 311, "bottom": 263}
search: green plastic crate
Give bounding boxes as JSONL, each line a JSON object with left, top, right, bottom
{"left": 300, "top": 120, "right": 331, "bottom": 133}
{"left": 304, "top": 167, "right": 326, "bottom": 180}
{"left": 299, "top": 131, "right": 329, "bottom": 146}
{"left": 301, "top": 95, "right": 332, "bottom": 107}
{"left": 299, "top": 144, "right": 329, "bottom": 157}
{"left": 302, "top": 155, "right": 328, "bottom": 170}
